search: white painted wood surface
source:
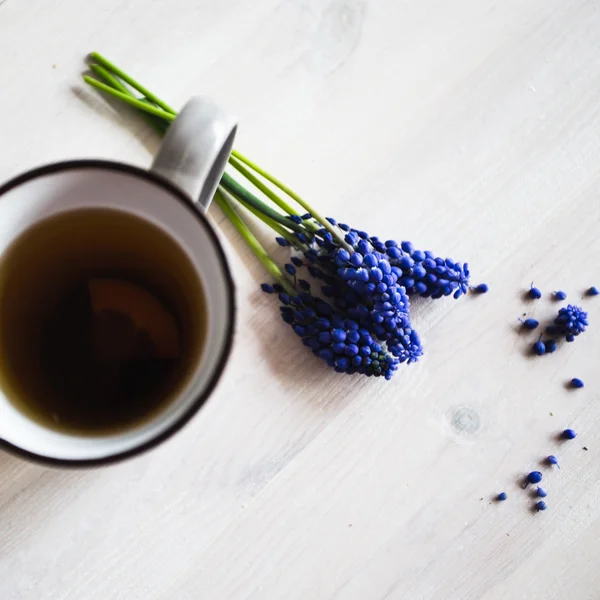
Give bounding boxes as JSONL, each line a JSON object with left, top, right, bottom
{"left": 2, "top": 0, "right": 600, "bottom": 598}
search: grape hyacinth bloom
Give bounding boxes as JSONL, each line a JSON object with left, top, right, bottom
{"left": 265, "top": 281, "right": 400, "bottom": 379}
{"left": 316, "top": 220, "right": 470, "bottom": 300}
{"left": 300, "top": 241, "right": 422, "bottom": 364}
{"left": 286, "top": 221, "right": 473, "bottom": 363}
{"left": 391, "top": 241, "right": 470, "bottom": 300}
{"left": 547, "top": 304, "right": 588, "bottom": 341}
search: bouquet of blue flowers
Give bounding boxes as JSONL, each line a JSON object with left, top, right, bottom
{"left": 84, "top": 53, "right": 473, "bottom": 380}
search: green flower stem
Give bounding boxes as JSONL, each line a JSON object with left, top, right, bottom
{"left": 215, "top": 188, "right": 294, "bottom": 294}
{"left": 89, "top": 52, "right": 177, "bottom": 115}
{"left": 220, "top": 172, "right": 305, "bottom": 233}
{"left": 228, "top": 155, "right": 301, "bottom": 217}
{"left": 228, "top": 156, "right": 319, "bottom": 236}
{"left": 90, "top": 65, "right": 169, "bottom": 137}
{"left": 229, "top": 149, "right": 348, "bottom": 248}
{"left": 83, "top": 76, "right": 176, "bottom": 122}
{"left": 90, "top": 64, "right": 130, "bottom": 94}
{"left": 225, "top": 188, "right": 299, "bottom": 246}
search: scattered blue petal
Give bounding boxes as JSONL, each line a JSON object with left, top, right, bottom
{"left": 520, "top": 318, "right": 539, "bottom": 330}
{"left": 528, "top": 284, "right": 542, "bottom": 299}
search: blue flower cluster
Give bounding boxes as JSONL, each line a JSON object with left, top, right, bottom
{"left": 263, "top": 282, "right": 399, "bottom": 379}
{"left": 301, "top": 243, "right": 422, "bottom": 364}
{"left": 277, "top": 220, "right": 471, "bottom": 299}
{"left": 324, "top": 220, "right": 470, "bottom": 299}
{"left": 547, "top": 304, "right": 588, "bottom": 342}
{"left": 263, "top": 215, "right": 472, "bottom": 378}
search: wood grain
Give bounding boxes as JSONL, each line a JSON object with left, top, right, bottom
{"left": 1, "top": 0, "right": 600, "bottom": 598}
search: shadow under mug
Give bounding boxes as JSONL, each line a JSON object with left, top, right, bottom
{"left": 0, "top": 97, "right": 237, "bottom": 466}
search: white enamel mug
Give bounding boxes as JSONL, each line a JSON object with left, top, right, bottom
{"left": 0, "top": 97, "right": 237, "bottom": 466}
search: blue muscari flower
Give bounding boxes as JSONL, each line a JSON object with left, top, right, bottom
{"left": 393, "top": 243, "right": 469, "bottom": 299}
{"left": 547, "top": 304, "right": 588, "bottom": 340}
{"left": 308, "top": 222, "right": 470, "bottom": 300}
{"left": 265, "top": 216, "right": 471, "bottom": 370}
{"left": 288, "top": 221, "right": 472, "bottom": 361}
{"left": 303, "top": 242, "right": 423, "bottom": 363}
{"left": 278, "top": 292, "right": 400, "bottom": 379}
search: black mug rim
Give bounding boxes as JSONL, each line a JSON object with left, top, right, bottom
{"left": 0, "top": 159, "right": 236, "bottom": 467}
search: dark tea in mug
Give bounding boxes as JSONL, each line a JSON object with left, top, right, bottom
{"left": 0, "top": 208, "right": 206, "bottom": 434}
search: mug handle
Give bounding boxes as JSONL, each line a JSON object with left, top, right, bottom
{"left": 150, "top": 96, "right": 237, "bottom": 213}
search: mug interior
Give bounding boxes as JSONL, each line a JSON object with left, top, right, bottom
{"left": 0, "top": 162, "right": 235, "bottom": 464}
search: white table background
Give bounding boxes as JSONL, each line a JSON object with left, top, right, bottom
{"left": 2, "top": 0, "right": 600, "bottom": 598}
